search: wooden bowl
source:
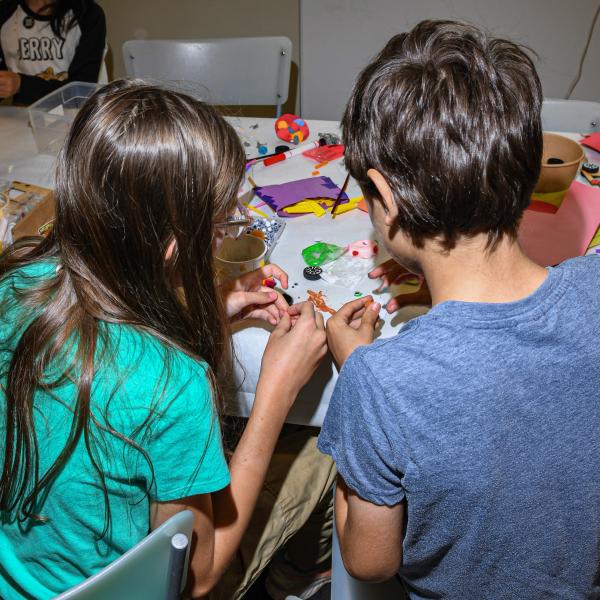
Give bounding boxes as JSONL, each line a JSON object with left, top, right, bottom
{"left": 534, "top": 132, "right": 585, "bottom": 194}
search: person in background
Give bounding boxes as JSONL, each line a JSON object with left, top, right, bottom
{"left": 0, "top": 0, "right": 105, "bottom": 104}
{"left": 319, "top": 19, "right": 600, "bottom": 599}
{"left": 0, "top": 79, "right": 334, "bottom": 600}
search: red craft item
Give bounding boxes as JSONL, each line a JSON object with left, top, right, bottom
{"left": 307, "top": 290, "right": 336, "bottom": 315}
{"left": 581, "top": 132, "right": 600, "bottom": 154}
{"left": 302, "top": 144, "right": 345, "bottom": 162}
{"left": 275, "top": 113, "right": 310, "bottom": 145}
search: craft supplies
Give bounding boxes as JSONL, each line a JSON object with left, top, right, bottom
{"left": 581, "top": 132, "right": 600, "bottom": 153}
{"left": 307, "top": 290, "right": 336, "bottom": 315}
{"left": 282, "top": 199, "right": 330, "bottom": 217}
{"left": 317, "top": 132, "right": 341, "bottom": 145}
{"left": 2, "top": 181, "right": 54, "bottom": 247}
{"left": 253, "top": 176, "right": 349, "bottom": 217}
{"left": 303, "top": 266, "right": 323, "bottom": 281}
{"left": 348, "top": 239, "right": 379, "bottom": 258}
{"left": 333, "top": 196, "right": 362, "bottom": 215}
{"left": 275, "top": 113, "right": 310, "bottom": 144}
{"left": 331, "top": 173, "right": 351, "bottom": 218}
{"left": 244, "top": 216, "right": 285, "bottom": 257}
{"left": 302, "top": 242, "right": 347, "bottom": 266}
{"left": 261, "top": 139, "right": 324, "bottom": 168}
{"left": 581, "top": 168, "right": 600, "bottom": 186}
{"left": 320, "top": 256, "right": 374, "bottom": 288}
{"left": 243, "top": 203, "right": 270, "bottom": 219}
{"left": 302, "top": 144, "right": 344, "bottom": 163}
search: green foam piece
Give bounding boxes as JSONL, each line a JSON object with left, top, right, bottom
{"left": 301, "top": 242, "right": 346, "bottom": 266}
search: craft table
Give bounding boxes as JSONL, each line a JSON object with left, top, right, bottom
{"left": 228, "top": 115, "right": 427, "bottom": 426}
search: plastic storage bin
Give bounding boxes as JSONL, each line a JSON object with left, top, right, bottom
{"left": 28, "top": 81, "right": 99, "bottom": 155}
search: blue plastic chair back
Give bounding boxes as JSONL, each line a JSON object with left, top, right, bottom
{"left": 55, "top": 510, "right": 194, "bottom": 600}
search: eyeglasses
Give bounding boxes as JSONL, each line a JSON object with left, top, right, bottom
{"left": 215, "top": 204, "right": 252, "bottom": 239}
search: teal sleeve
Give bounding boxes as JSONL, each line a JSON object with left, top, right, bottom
{"left": 142, "top": 362, "right": 231, "bottom": 502}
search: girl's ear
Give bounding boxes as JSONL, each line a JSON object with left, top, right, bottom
{"left": 367, "top": 168, "right": 398, "bottom": 226}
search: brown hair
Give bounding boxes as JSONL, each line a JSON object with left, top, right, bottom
{"left": 0, "top": 79, "right": 245, "bottom": 527}
{"left": 342, "top": 19, "right": 543, "bottom": 250}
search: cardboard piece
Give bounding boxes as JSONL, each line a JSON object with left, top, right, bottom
{"left": 12, "top": 186, "right": 55, "bottom": 240}
{"left": 519, "top": 181, "right": 600, "bottom": 266}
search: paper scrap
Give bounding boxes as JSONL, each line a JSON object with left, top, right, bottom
{"left": 581, "top": 132, "right": 600, "bottom": 154}
{"left": 254, "top": 176, "right": 349, "bottom": 218}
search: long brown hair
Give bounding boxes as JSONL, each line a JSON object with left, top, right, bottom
{"left": 0, "top": 79, "right": 245, "bottom": 525}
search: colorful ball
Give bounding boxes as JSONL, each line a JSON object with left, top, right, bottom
{"left": 275, "top": 113, "right": 310, "bottom": 145}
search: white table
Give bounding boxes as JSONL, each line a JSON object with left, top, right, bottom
{"left": 227, "top": 116, "right": 427, "bottom": 426}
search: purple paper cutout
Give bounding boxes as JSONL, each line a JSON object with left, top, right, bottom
{"left": 254, "top": 176, "right": 349, "bottom": 217}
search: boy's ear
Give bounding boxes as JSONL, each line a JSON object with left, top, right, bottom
{"left": 367, "top": 169, "right": 398, "bottom": 224}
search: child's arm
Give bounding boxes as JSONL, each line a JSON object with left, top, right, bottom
{"left": 152, "top": 302, "right": 327, "bottom": 597}
{"left": 334, "top": 476, "right": 404, "bottom": 581}
{"left": 322, "top": 300, "right": 406, "bottom": 580}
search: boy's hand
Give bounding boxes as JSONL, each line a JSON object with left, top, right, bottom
{"left": 220, "top": 264, "right": 289, "bottom": 325}
{"left": 326, "top": 296, "right": 381, "bottom": 367}
{"left": 369, "top": 259, "right": 432, "bottom": 313}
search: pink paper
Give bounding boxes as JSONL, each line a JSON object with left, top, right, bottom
{"left": 581, "top": 132, "right": 600, "bottom": 154}
{"left": 519, "top": 181, "right": 600, "bottom": 266}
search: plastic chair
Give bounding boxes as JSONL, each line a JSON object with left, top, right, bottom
{"left": 542, "top": 99, "right": 600, "bottom": 134}
{"left": 55, "top": 509, "right": 194, "bottom": 600}
{"left": 122, "top": 37, "right": 292, "bottom": 117}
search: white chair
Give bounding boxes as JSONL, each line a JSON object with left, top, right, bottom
{"left": 55, "top": 509, "right": 194, "bottom": 600}
{"left": 122, "top": 37, "right": 292, "bottom": 117}
{"left": 542, "top": 99, "right": 600, "bottom": 134}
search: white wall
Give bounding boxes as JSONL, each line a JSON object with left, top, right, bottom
{"left": 300, "top": 0, "right": 600, "bottom": 119}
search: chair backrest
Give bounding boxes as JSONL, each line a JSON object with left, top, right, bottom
{"left": 122, "top": 37, "right": 292, "bottom": 116}
{"left": 55, "top": 510, "right": 194, "bottom": 600}
{"left": 542, "top": 99, "right": 600, "bottom": 134}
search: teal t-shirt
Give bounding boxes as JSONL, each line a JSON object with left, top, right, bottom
{"left": 0, "top": 261, "right": 231, "bottom": 599}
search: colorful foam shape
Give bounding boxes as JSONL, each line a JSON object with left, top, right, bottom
{"left": 275, "top": 113, "right": 310, "bottom": 145}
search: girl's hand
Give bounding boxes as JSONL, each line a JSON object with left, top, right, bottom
{"left": 257, "top": 302, "right": 327, "bottom": 405}
{"left": 0, "top": 71, "right": 20, "bottom": 98}
{"left": 326, "top": 296, "right": 381, "bottom": 367}
{"left": 369, "top": 259, "right": 432, "bottom": 313}
{"left": 220, "top": 264, "right": 289, "bottom": 325}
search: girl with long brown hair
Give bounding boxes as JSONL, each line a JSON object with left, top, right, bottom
{"left": 0, "top": 79, "right": 329, "bottom": 598}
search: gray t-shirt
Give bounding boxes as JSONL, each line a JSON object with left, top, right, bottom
{"left": 319, "top": 255, "right": 600, "bottom": 599}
